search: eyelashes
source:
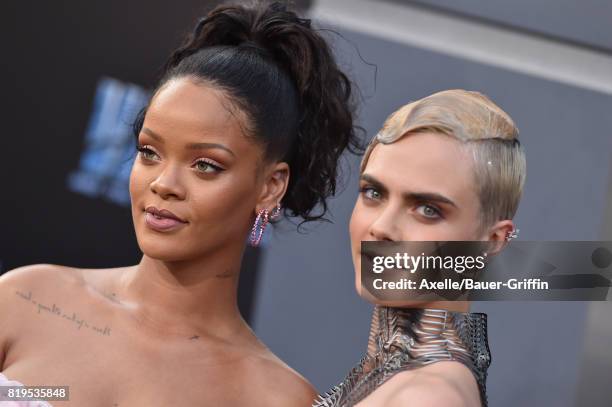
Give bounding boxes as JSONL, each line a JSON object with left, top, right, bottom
{"left": 136, "top": 145, "right": 158, "bottom": 161}
{"left": 359, "top": 185, "right": 381, "bottom": 201}
{"left": 193, "top": 159, "right": 224, "bottom": 174}
{"left": 416, "top": 204, "right": 443, "bottom": 219}
{"left": 359, "top": 184, "right": 444, "bottom": 220}
{"left": 136, "top": 144, "right": 225, "bottom": 174}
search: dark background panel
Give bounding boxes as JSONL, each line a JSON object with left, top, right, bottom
{"left": 1, "top": 0, "right": 321, "bottom": 322}
{"left": 1, "top": 0, "right": 218, "bottom": 270}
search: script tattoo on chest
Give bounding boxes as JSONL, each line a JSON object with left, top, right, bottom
{"left": 15, "top": 290, "right": 112, "bottom": 337}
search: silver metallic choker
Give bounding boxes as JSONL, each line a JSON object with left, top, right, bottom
{"left": 312, "top": 306, "right": 491, "bottom": 407}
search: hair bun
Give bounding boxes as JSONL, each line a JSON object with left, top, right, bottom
{"left": 167, "top": 2, "right": 308, "bottom": 71}
{"left": 156, "top": 1, "right": 364, "bottom": 225}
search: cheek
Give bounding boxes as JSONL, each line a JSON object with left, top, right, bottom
{"left": 349, "top": 201, "right": 369, "bottom": 244}
{"left": 189, "top": 176, "right": 257, "bottom": 230}
{"left": 129, "top": 163, "right": 146, "bottom": 205}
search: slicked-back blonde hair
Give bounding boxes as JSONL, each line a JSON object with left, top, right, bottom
{"left": 361, "top": 89, "right": 526, "bottom": 230}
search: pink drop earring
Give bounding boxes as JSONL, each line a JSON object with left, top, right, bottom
{"left": 249, "top": 203, "right": 282, "bottom": 247}
{"left": 250, "top": 209, "right": 269, "bottom": 247}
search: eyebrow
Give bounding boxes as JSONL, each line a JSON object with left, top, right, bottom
{"left": 141, "top": 127, "right": 236, "bottom": 157}
{"left": 360, "top": 173, "right": 458, "bottom": 208}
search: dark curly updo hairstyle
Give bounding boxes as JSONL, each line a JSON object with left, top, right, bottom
{"left": 133, "top": 0, "right": 363, "bottom": 224}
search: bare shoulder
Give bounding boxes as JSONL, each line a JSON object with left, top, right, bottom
{"left": 0, "top": 264, "right": 133, "bottom": 327}
{"left": 239, "top": 350, "right": 317, "bottom": 407}
{"left": 386, "top": 374, "right": 473, "bottom": 407}
{"left": 371, "top": 361, "right": 481, "bottom": 407}
{"left": 0, "top": 263, "right": 82, "bottom": 294}
{"left": 0, "top": 263, "right": 82, "bottom": 368}
{"left": 0, "top": 263, "right": 84, "bottom": 327}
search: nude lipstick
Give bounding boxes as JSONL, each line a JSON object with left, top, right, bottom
{"left": 144, "top": 206, "right": 187, "bottom": 232}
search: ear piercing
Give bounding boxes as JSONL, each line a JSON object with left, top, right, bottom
{"left": 269, "top": 203, "right": 282, "bottom": 220}
{"left": 505, "top": 228, "right": 519, "bottom": 241}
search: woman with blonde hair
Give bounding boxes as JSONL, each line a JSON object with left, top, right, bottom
{"left": 315, "top": 89, "right": 526, "bottom": 407}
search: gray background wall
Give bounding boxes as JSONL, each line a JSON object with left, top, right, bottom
{"left": 252, "top": 1, "right": 612, "bottom": 406}
{"left": 398, "top": 0, "right": 612, "bottom": 51}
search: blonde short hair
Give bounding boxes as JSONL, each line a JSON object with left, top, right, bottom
{"left": 361, "top": 89, "right": 526, "bottom": 229}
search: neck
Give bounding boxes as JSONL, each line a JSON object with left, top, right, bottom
{"left": 367, "top": 305, "right": 481, "bottom": 357}
{"left": 366, "top": 305, "right": 490, "bottom": 405}
{"left": 314, "top": 305, "right": 491, "bottom": 407}
{"left": 117, "top": 247, "right": 247, "bottom": 339}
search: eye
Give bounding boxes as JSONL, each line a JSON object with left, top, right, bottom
{"left": 416, "top": 204, "right": 442, "bottom": 219}
{"left": 136, "top": 145, "right": 159, "bottom": 161}
{"left": 360, "top": 185, "right": 382, "bottom": 201}
{"left": 194, "top": 159, "right": 224, "bottom": 174}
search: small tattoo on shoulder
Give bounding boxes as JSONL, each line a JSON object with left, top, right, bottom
{"left": 15, "top": 289, "right": 113, "bottom": 337}
{"left": 189, "top": 335, "right": 200, "bottom": 340}
{"left": 103, "top": 291, "right": 121, "bottom": 304}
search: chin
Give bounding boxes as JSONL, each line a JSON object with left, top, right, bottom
{"left": 136, "top": 235, "right": 191, "bottom": 262}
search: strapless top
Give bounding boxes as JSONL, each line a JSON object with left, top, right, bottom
{"left": 313, "top": 306, "right": 491, "bottom": 407}
{"left": 0, "top": 372, "right": 54, "bottom": 407}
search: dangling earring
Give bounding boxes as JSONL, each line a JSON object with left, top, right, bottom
{"left": 250, "top": 209, "right": 270, "bottom": 247}
{"left": 269, "top": 203, "right": 282, "bottom": 221}
{"left": 505, "top": 227, "right": 519, "bottom": 241}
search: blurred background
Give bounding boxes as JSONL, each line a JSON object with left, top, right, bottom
{"left": 2, "top": 1, "right": 611, "bottom": 406}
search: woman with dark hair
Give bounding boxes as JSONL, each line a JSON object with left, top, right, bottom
{"left": 0, "top": 2, "right": 361, "bottom": 406}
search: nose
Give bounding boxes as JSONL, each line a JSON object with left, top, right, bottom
{"left": 150, "top": 165, "right": 186, "bottom": 200}
{"left": 368, "top": 205, "right": 401, "bottom": 242}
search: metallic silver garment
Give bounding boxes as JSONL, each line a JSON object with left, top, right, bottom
{"left": 313, "top": 306, "right": 491, "bottom": 407}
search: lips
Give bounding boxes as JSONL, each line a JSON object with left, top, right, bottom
{"left": 144, "top": 206, "right": 187, "bottom": 223}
